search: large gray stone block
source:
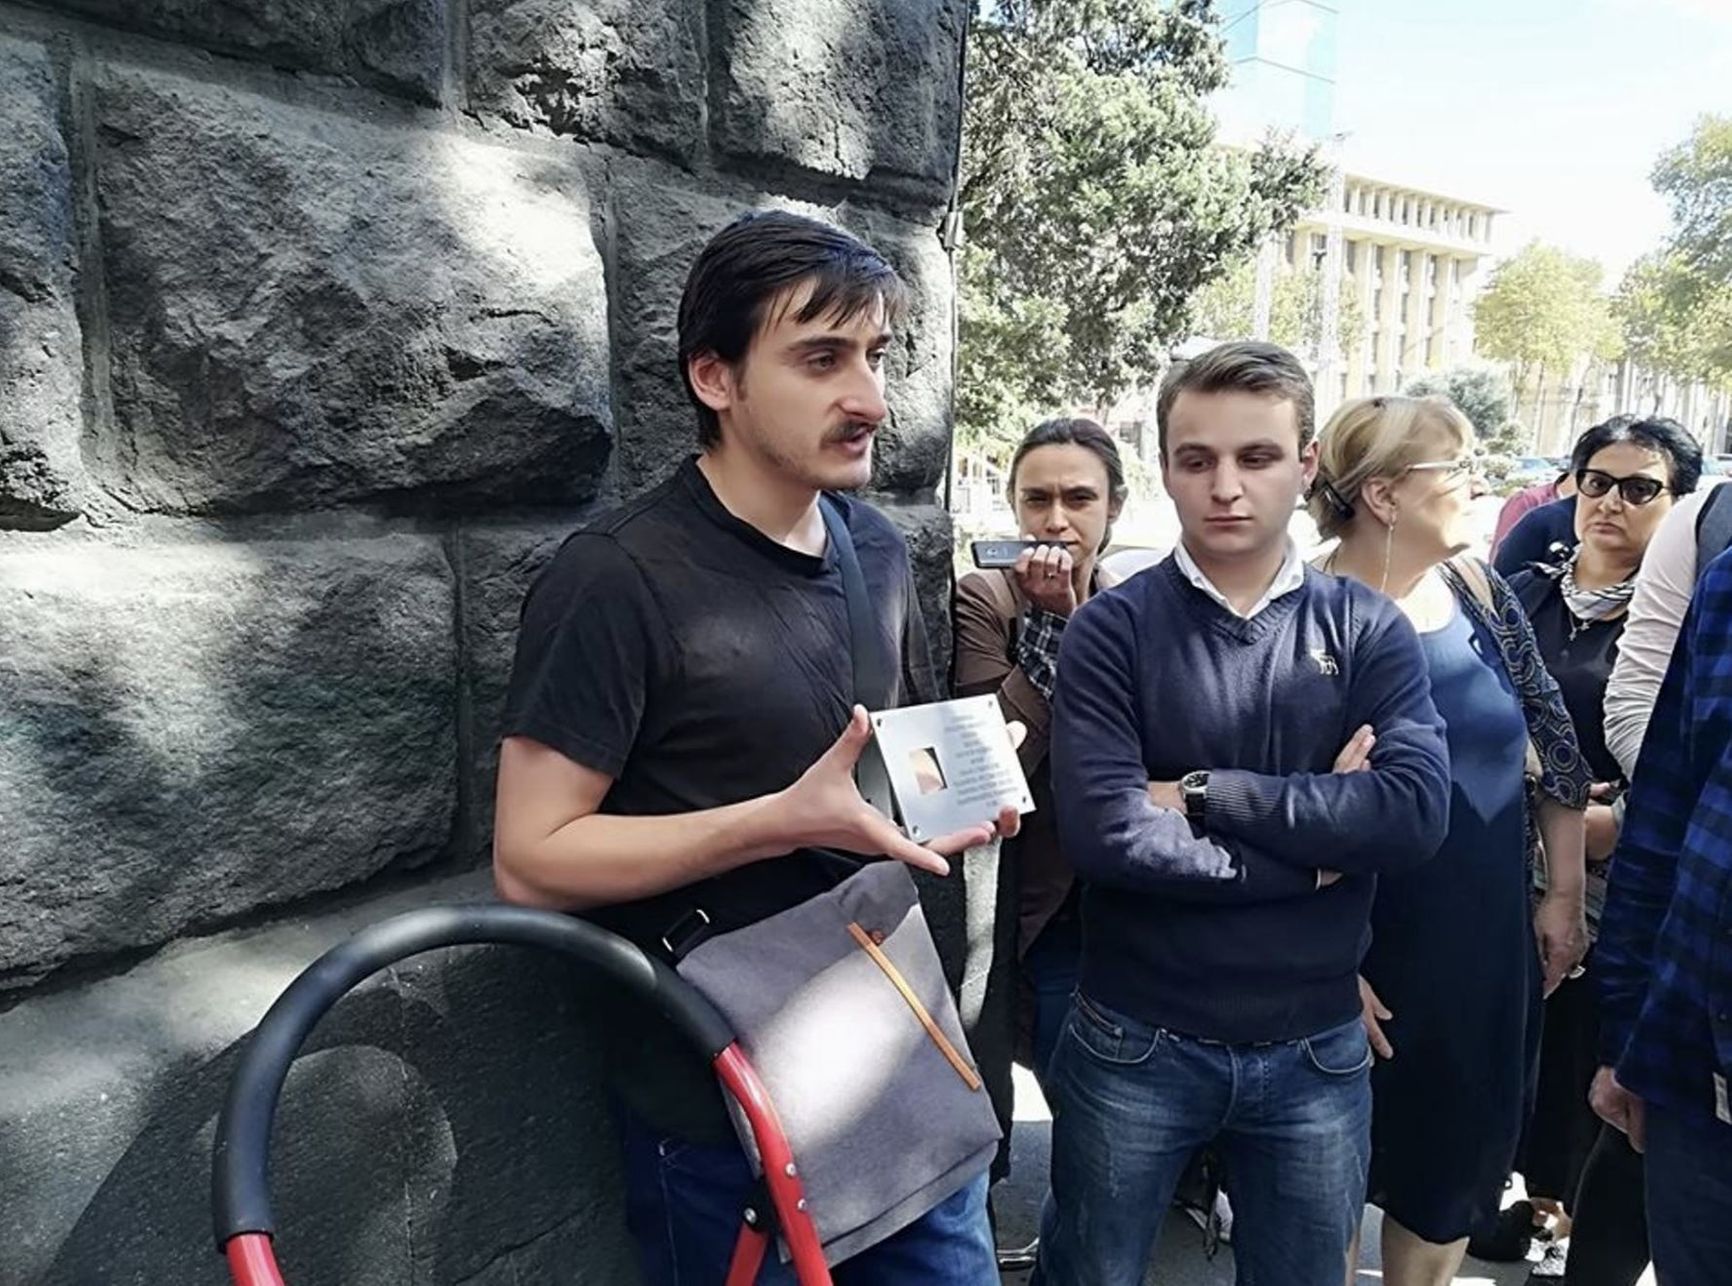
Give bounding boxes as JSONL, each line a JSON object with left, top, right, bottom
{"left": 0, "top": 531, "right": 458, "bottom": 979}
{"left": 0, "top": 37, "right": 86, "bottom": 526}
{"left": 91, "top": 64, "right": 613, "bottom": 515}
{"left": 608, "top": 172, "right": 750, "bottom": 493}
{"left": 876, "top": 496, "right": 955, "bottom": 673}
{"left": 712, "top": 0, "right": 967, "bottom": 205}
{"left": 609, "top": 167, "right": 953, "bottom": 497}
{"left": 0, "top": 872, "right": 639, "bottom": 1286}
{"left": 853, "top": 209, "right": 954, "bottom": 497}
{"left": 458, "top": 517, "right": 589, "bottom": 857}
{"left": 468, "top": 0, "right": 704, "bottom": 165}
{"left": 52, "top": 0, "right": 447, "bottom": 105}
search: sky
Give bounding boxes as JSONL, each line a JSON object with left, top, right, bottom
{"left": 1238, "top": 0, "right": 1732, "bottom": 281}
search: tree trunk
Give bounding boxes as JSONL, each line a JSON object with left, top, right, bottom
{"left": 1538, "top": 363, "right": 1553, "bottom": 451}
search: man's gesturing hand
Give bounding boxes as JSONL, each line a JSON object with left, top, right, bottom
{"left": 777, "top": 706, "right": 1019, "bottom": 875}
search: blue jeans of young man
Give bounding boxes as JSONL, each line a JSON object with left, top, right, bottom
{"left": 1031, "top": 993, "right": 1372, "bottom": 1286}
{"left": 618, "top": 1108, "right": 998, "bottom": 1285}
{"left": 1643, "top": 1099, "right": 1732, "bottom": 1286}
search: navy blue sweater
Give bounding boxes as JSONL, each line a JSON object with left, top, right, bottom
{"left": 1051, "top": 556, "right": 1452, "bottom": 1042}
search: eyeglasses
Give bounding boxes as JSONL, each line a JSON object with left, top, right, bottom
{"left": 1405, "top": 455, "right": 1481, "bottom": 484}
{"left": 1576, "top": 468, "right": 1669, "bottom": 506}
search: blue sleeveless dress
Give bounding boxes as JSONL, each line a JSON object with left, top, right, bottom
{"left": 1363, "top": 601, "right": 1539, "bottom": 1243}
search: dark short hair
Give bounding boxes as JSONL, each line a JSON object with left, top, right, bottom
{"left": 1155, "top": 341, "right": 1315, "bottom": 458}
{"left": 676, "top": 210, "right": 908, "bottom": 448}
{"left": 1007, "top": 417, "right": 1130, "bottom": 546}
{"left": 1569, "top": 414, "right": 1703, "bottom": 496}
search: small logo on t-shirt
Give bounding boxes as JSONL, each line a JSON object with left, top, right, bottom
{"left": 1310, "top": 649, "right": 1340, "bottom": 676}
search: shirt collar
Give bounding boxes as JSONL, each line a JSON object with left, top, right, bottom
{"left": 1171, "top": 539, "right": 1305, "bottom": 619}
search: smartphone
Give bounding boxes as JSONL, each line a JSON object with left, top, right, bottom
{"left": 971, "top": 539, "right": 1070, "bottom": 569}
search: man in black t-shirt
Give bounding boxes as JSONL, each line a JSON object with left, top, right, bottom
{"left": 495, "top": 211, "right": 1016, "bottom": 1284}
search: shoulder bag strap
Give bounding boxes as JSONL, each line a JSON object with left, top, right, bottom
{"left": 820, "top": 496, "right": 896, "bottom": 819}
{"left": 1447, "top": 553, "right": 1496, "bottom": 615}
{"left": 1696, "top": 484, "right": 1732, "bottom": 585}
{"left": 820, "top": 495, "right": 893, "bottom": 707}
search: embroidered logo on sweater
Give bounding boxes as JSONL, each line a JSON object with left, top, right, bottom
{"left": 1310, "top": 649, "right": 1340, "bottom": 676}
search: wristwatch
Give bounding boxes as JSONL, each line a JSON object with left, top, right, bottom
{"left": 1179, "top": 770, "right": 1210, "bottom": 825}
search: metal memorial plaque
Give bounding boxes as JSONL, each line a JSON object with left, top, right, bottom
{"left": 862, "top": 695, "right": 1035, "bottom": 842}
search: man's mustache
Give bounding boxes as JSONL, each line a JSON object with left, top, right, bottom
{"left": 824, "top": 421, "right": 881, "bottom": 444}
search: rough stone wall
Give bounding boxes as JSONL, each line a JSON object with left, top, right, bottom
{"left": 0, "top": 1, "right": 967, "bottom": 1281}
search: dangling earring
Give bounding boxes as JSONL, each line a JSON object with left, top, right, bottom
{"left": 1379, "top": 508, "right": 1400, "bottom": 595}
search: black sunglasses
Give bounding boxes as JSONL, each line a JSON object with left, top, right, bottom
{"left": 1576, "top": 468, "right": 1669, "bottom": 507}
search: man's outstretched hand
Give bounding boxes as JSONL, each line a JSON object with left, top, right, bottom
{"left": 776, "top": 706, "right": 1020, "bottom": 875}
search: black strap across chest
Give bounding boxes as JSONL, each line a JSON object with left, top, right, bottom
{"left": 819, "top": 496, "right": 892, "bottom": 709}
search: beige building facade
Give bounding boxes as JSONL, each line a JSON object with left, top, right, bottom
{"left": 1277, "top": 171, "right": 1502, "bottom": 417}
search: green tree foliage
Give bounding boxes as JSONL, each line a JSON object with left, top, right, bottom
{"left": 1616, "top": 118, "right": 1732, "bottom": 391}
{"left": 1189, "top": 255, "right": 1363, "bottom": 357}
{"left": 1653, "top": 114, "right": 1732, "bottom": 284}
{"left": 1473, "top": 242, "right": 1622, "bottom": 392}
{"left": 1616, "top": 251, "right": 1732, "bottom": 389}
{"left": 957, "top": 0, "right": 1326, "bottom": 458}
{"left": 1402, "top": 366, "right": 1518, "bottom": 451}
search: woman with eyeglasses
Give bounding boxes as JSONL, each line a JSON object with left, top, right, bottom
{"left": 1310, "top": 394, "right": 1590, "bottom": 1286}
{"left": 1485, "top": 416, "right": 1702, "bottom": 1284}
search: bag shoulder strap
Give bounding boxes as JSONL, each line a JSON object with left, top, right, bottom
{"left": 820, "top": 495, "right": 892, "bottom": 709}
{"left": 1448, "top": 553, "right": 1497, "bottom": 614}
{"left": 820, "top": 495, "right": 897, "bottom": 825}
{"left": 1696, "top": 484, "right": 1732, "bottom": 584}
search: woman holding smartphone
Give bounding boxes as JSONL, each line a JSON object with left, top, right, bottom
{"left": 953, "top": 416, "right": 1127, "bottom": 1091}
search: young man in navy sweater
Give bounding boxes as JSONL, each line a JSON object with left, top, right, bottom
{"left": 1031, "top": 342, "right": 1452, "bottom": 1286}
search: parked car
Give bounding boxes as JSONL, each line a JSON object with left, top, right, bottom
{"left": 1506, "top": 455, "right": 1565, "bottom": 489}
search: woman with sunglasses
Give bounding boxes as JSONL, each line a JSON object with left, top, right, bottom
{"left": 1490, "top": 416, "right": 1702, "bottom": 1284}
{"left": 1311, "top": 394, "right": 1590, "bottom": 1286}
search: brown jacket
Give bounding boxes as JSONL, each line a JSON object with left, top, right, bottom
{"left": 952, "top": 565, "right": 1115, "bottom": 955}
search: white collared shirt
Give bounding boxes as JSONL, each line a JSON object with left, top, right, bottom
{"left": 1172, "top": 539, "right": 1306, "bottom": 620}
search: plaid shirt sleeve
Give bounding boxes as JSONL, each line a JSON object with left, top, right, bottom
{"left": 1596, "top": 549, "right": 1732, "bottom": 1116}
{"left": 1015, "top": 608, "right": 1068, "bottom": 700}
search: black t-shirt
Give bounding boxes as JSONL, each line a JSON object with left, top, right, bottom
{"left": 501, "top": 455, "right": 938, "bottom": 1137}
{"left": 1493, "top": 496, "right": 1577, "bottom": 577}
{"left": 1508, "top": 569, "right": 1624, "bottom": 784}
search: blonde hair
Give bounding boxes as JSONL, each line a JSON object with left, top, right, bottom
{"left": 1308, "top": 395, "right": 1475, "bottom": 540}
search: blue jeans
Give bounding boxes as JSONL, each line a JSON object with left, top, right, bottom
{"left": 1644, "top": 1099, "right": 1732, "bottom": 1286}
{"left": 1032, "top": 993, "right": 1372, "bottom": 1286}
{"left": 618, "top": 1110, "right": 997, "bottom": 1285}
